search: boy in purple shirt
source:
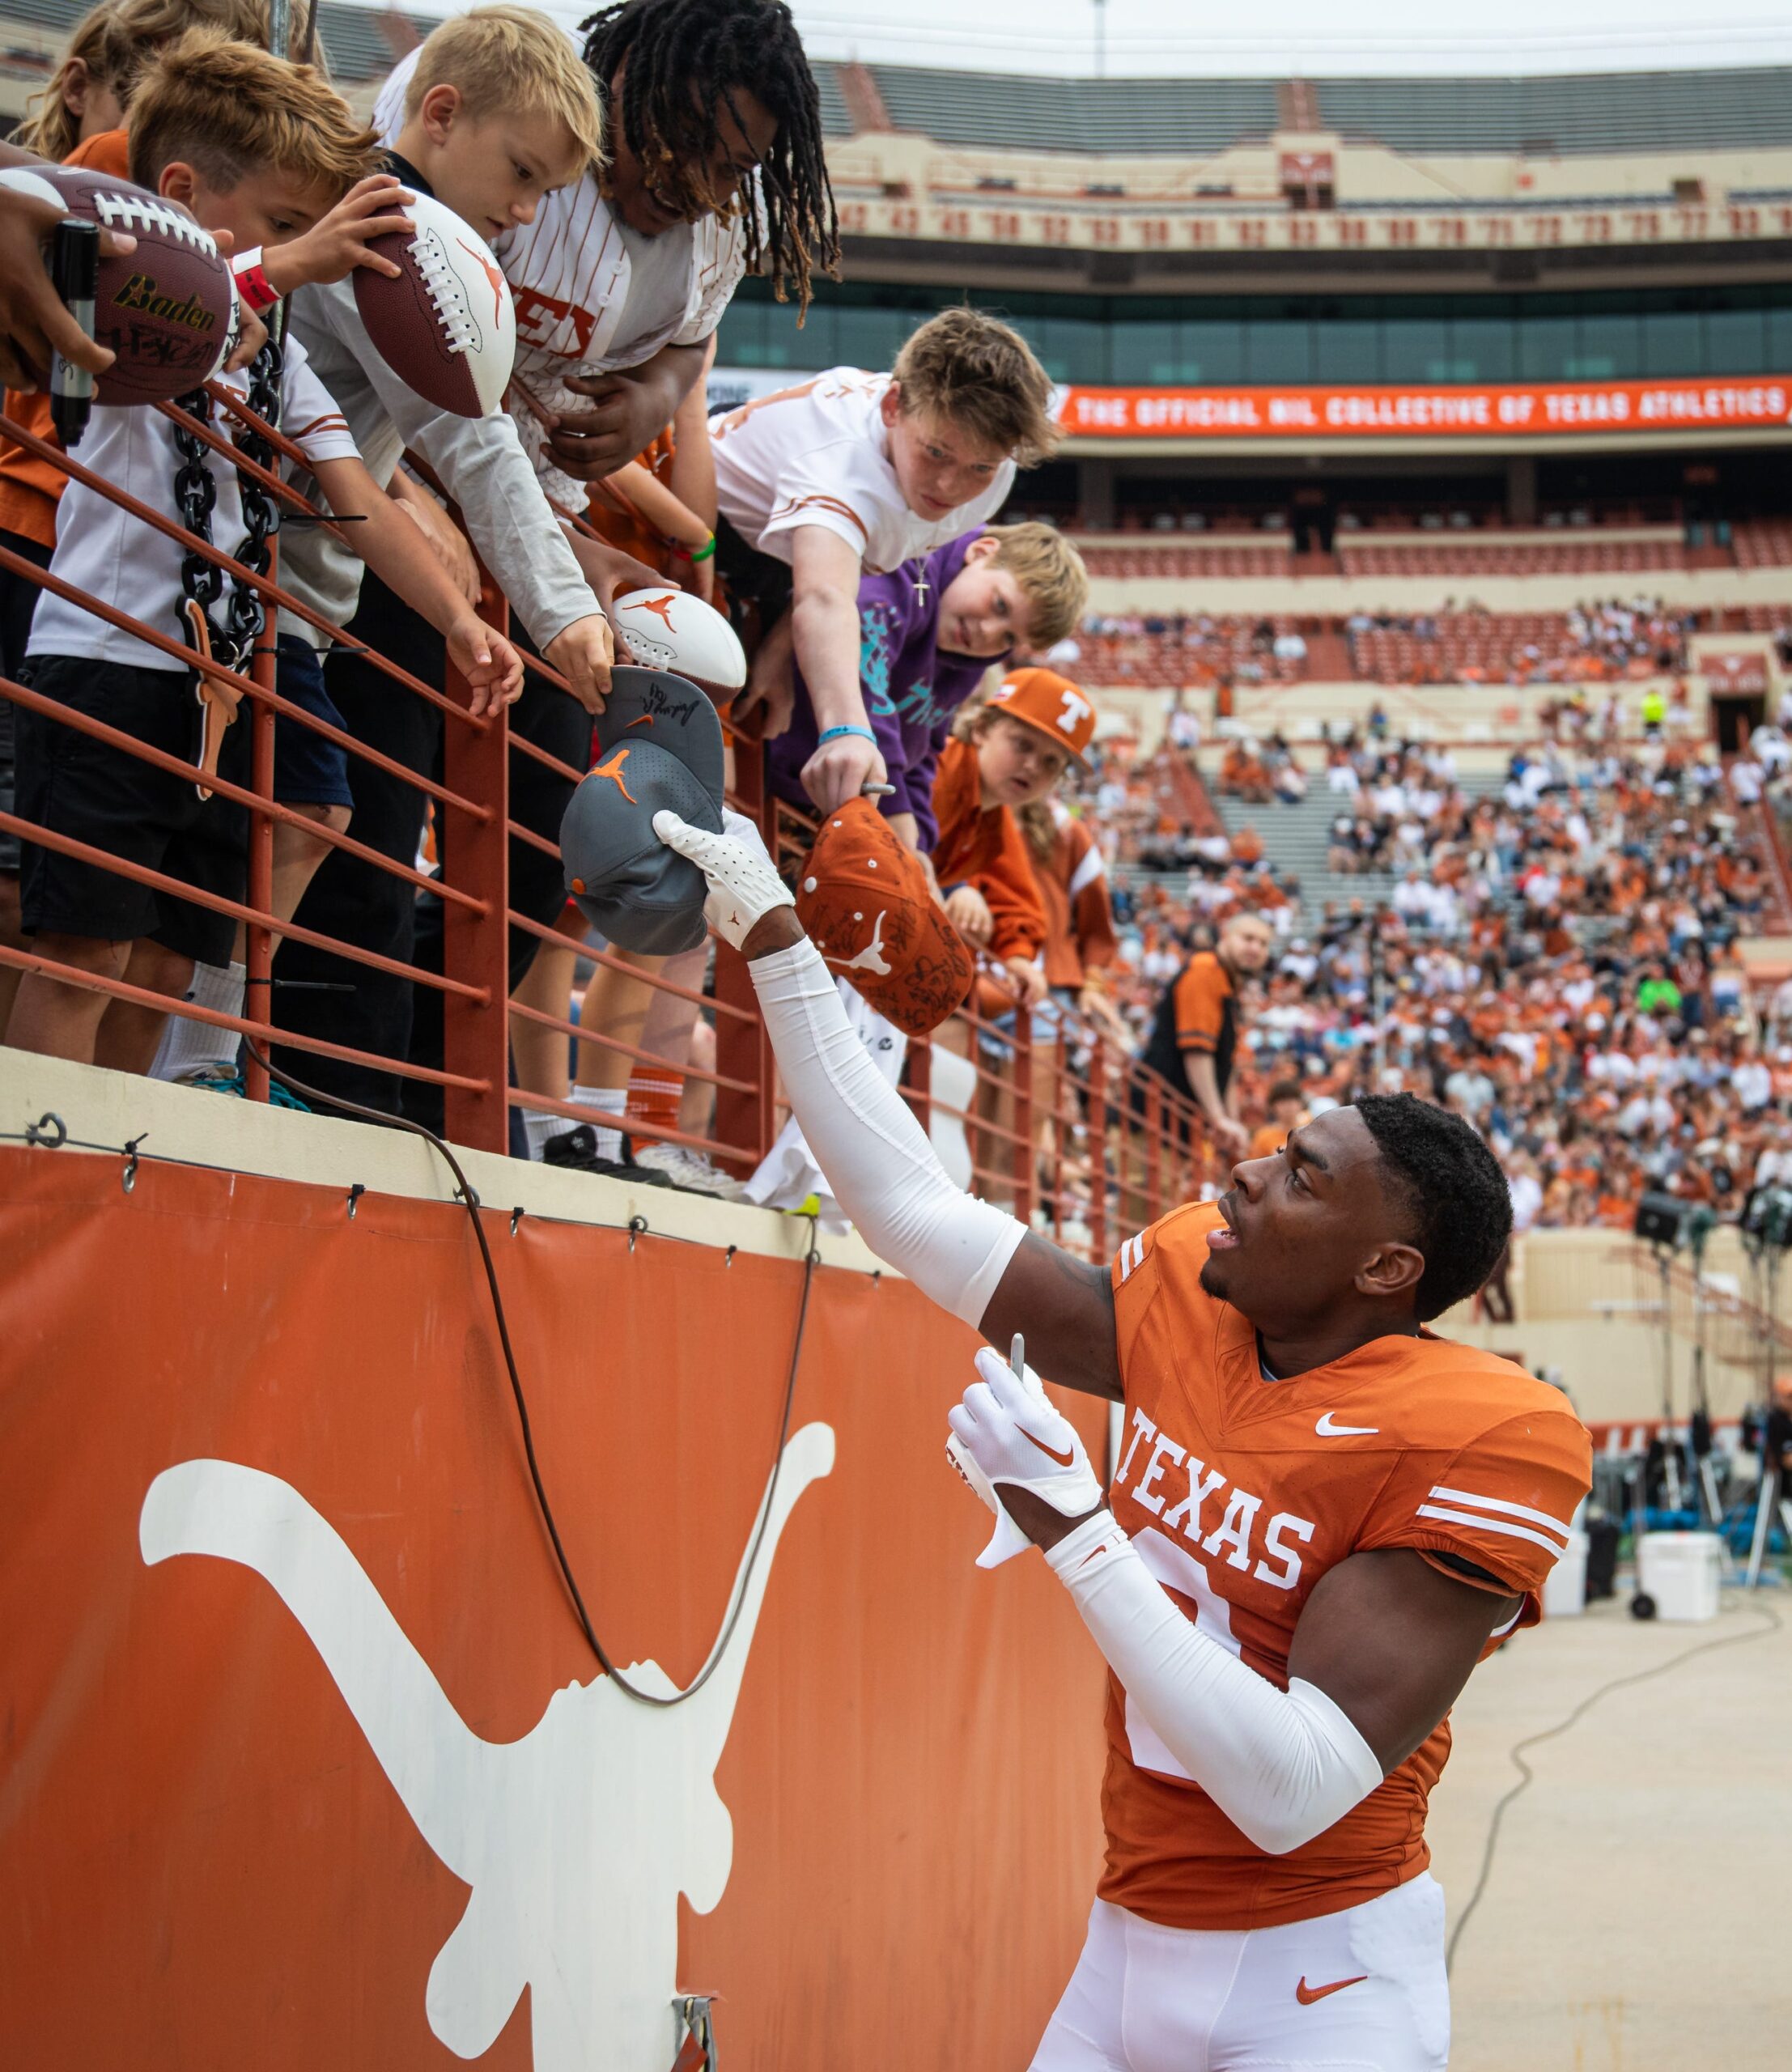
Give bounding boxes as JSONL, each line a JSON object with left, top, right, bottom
{"left": 767, "top": 522, "right": 1087, "bottom": 856}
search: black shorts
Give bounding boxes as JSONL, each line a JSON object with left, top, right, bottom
{"left": 713, "top": 516, "right": 793, "bottom": 639}
{"left": 0, "top": 529, "right": 53, "bottom": 875}
{"left": 274, "top": 634, "right": 353, "bottom": 808}
{"left": 15, "top": 652, "right": 248, "bottom": 966}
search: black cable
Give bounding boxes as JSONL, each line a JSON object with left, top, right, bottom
{"left": 17, "top": 1038, "right": 820, "bottom": 1712}
{"left": 1446, "top": 1594, "right": 1782, "bottom": 1975}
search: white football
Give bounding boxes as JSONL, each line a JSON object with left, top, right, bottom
{"left": 354, "top": 189, "right": 516, "bottom": 418}
{"left": 612, "top": 587, "right": 746, "bottom": 699}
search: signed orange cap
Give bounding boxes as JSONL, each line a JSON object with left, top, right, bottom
{"left": 987, "top": 666, "right": 1097, "bottom": 765}
{"left": 796, "top": 800, "right": 975, "bottom": 1038}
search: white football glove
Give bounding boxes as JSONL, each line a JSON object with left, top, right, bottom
{"left": 946, "top": 1346, "right": 1106, "bottom": 1569}
{"left": 653, "top": 806, "right": 796, "bottom": 952}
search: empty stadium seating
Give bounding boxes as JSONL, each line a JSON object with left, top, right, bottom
{"left": 864, "top": 67, "right": 1280, "bottom": 155}
{"left": 1078, "top": 541, "right": 1296, "bottom": 580}
{"left": 1734, "top": 520, "right": 1792, "bottom": 570}
{"left": 1337, "top": 535, "right": 1688, "bottom": 580}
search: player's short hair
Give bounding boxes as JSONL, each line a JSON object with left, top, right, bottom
{"left": 128, "top": 29, "right": 376, "bottom": 195}
{"left": 1353, "top": 1093, "right": 1513, "bottom": 1323}
{"left": 405, "top": 6, "right": 605, "bottom": 171}
{"left": 979, "top": 523, "right": 1089, "bottom": 650}
{"left": 893, "top": 308, "right": 1061, "bottom": 468}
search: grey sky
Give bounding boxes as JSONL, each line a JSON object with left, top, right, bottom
{"left": 380, "top": 0, "right": 1792, "bottom": 77}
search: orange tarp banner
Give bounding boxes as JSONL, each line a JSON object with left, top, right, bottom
{"left": 1056, "top": 375, "right": 1792, "bottom": 438}
{"left": 0, "top": 1146, "right": 1107, "bottom": 2070}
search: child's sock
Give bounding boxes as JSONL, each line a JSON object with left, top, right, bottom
{"left": 151, "top": 960, "right": 245, "bottom": 1082}
{"left": 626, "top": 1064, "right": 686, "bottom": 1149}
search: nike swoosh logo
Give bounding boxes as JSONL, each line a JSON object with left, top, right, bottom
{"left": 1296, "top": 1974, "right": 1367, "bottom": 2006}
{"left": 1315, "top": 1413, "right": 1380, "bottom": 1437}
{"left": 1021, "top": 1428, "right": 1076, "bottom": 1469}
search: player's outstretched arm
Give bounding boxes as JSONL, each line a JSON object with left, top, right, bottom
{"left": 655, "top": 809, "right": 1122, "bottom": 1398}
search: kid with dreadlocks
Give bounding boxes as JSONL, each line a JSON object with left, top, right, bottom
{"left": 363, "top": 0, "right": 842, "bottom": 1173}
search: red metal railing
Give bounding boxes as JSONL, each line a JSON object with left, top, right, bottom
{"left": 0, "top": 389, "right": 1221, "bottom": 1261}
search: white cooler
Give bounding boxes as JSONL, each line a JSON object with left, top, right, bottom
{"left": 1637, "top": 1531, "right": 1723, "bottom": 1622}
{"left": 1542, "top": 1529, "right": 1589, "bottom": 1617}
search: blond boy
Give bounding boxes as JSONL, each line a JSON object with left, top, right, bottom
{"left": 712, "top": 308, "right": 1062, "bottom": 810}
{"left": 8, "top": 32, "right": 523, "bottom": 1071}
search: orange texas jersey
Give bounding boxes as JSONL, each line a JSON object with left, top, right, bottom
{"left": 1102, "top": 1201, "right": 1590, "bottom": 1933}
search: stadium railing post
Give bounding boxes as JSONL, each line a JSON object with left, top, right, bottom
{"left": 1089, "top": 1038, "right": 1111, "bottom": 1264}
{"left": 440, "top": 588, "right": 511, "bottom": 1153}
{"left": 1013, "top": 1003, "right": 1034, "bottom": 1225}
{"left": 243, "top": 571, "right": 278, "bottom": 1105}
{"left": 712, "top": 745, "right": 776, "bottom": 1169}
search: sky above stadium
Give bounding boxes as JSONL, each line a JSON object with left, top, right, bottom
{"left": 783, "top": 0, "right": 1792, "bottom": 74}
{"left": 390, "top": 0, "right": 1792, "bottom": 76}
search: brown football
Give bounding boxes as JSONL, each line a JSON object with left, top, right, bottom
{"left": 353, "top": 192, "right": 516, "bottom": 418}
{"left": 0, "top": 163, "right": 236, "bottom": 405}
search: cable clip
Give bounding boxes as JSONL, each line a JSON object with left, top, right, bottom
{"left": 627, "top": 1213, "right": 649, "bottom": 1253}
{"left": 511, "top": 1207, "right": 525, "bottom": 1236}
{"left": 24, "top": 1111, "right": 67, "bottom": 1149}
{"left": 346, "top": 1182, "right": 365, "bottom": 1221}
{"left": 121, "top": 1131, "right": 147, "bottom": 1194}
{"left": 670, "top": 1993, "right": 719, "bottom": 2072}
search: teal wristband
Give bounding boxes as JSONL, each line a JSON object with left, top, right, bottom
{"left": 816, "top": 725, "right": 878, "bottom": 746}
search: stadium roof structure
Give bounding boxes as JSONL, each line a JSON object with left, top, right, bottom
{"left": 816, "top": 60, "right": 1792, "bottom": 157}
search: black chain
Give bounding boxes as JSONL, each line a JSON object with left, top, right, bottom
{"left": 171, "top": 333, "right": 283, "bottom": 670}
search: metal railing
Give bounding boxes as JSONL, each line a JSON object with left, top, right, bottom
{"left": 0, "top": 397, "right": 1221, "bottom": 1262}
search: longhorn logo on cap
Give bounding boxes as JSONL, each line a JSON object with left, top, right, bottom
{"left": 592, "top": 746, "right": 638, "bottom": 803}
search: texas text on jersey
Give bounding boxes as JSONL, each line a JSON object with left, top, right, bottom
{"left": 1106, "top": 1202, "right": 1591, "bottom": 1930}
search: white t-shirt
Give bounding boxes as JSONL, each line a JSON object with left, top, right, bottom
{"left": 708, "top": 368, "right": 1016, "bottom": 575}
{"left": 28, "top": 334, "right": 358, "bottom": 672}
{"left": 372, "top": 46, "right": 746, "bottom": 508}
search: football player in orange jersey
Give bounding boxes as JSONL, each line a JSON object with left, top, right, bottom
{"left": 655, "top": 806, "right": 1592, "bottom": 2072}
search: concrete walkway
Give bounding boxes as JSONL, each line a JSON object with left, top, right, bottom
{"left": 1429, "top": 1589, "right": 1790, "bottom": 2071}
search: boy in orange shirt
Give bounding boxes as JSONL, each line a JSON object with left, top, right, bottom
{"left": 932, "top": 667, "right": 1097, "bottom": 1006}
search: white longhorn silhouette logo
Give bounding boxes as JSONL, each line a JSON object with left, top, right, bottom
{"left": 139, "top": 1424, "right": 834, "bottom": 2071}
{"left": 825, "top": 909, "right": 892, "bottom": 977}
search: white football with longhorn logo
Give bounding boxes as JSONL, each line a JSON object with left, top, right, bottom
{"left": 611, "top": 588, "right": 746, "bottom": 702}
{"left": 353, "top": 190, "right": 515, "bottom": 418}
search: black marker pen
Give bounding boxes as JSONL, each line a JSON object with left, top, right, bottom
{"left": 49, "top": 217, "right": 101, "bottom": 448}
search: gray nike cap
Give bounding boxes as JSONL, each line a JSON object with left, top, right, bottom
{"left": 560, "top": 666, "right": 726, "bottom": 955}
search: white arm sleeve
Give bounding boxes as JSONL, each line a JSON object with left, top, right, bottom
{"left": 1043, "top": 1513, "right": 1385, "bottom": 1856}
{"left": 749, "top": 940, "right": 1026, "bottom": 1327}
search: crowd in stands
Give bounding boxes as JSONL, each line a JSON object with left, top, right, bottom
{"left": 1072, "top": 612, "right": 1310, "bottom": 688}
{"left": 1060, "top": 727, "right": 1792, "bottom": 1240}
{"left": 1345, "top": 596, "right": 1691, "bottom": 686}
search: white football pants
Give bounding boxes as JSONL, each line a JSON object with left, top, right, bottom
{"left": 1030, "top": 1873, "right": 1450, "bottom": 2072}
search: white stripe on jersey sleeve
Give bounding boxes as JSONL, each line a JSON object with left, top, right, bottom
{"left": 1068, "top": 842, "right": 1107, "bottom": 897}
{"left": 1415, "top": 1503, "right": 1569, "bottom": 1557}
{"left": 1427, "top": 1483, "right": 1573, "bottom": 1540}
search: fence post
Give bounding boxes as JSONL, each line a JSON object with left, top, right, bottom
{"left": 1013, "top": 1002, "right": 1034, "bottom": 1225}
{"left": 1146, "top": 1075, "right": 1164, "bottom": 1223}
{"left": 440, "top": 592, "right": 510, "bottom": 1153}
{"left": 713, "top": 742, "right": 775, "bottom": 1170}
{"left": 242, "top": 576, "right": 277, "bottom": 1103}
{"left": 1089, "top": 1038, "right": 1110, "bottom": 1265}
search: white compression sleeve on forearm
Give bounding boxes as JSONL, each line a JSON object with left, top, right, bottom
{"left": 1043, "top": 1513, "right": 1384, "bottom": 1856}
{"left": 749, "top": 940, "right": 1026, "bottom": 1326}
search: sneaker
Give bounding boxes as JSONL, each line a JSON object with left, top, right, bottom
{"left": 184, "top": 1065, "right": 309, "bottom": 1112}
{"left": 632, "top": 1141, "right": 746, "bottom": 1199}
{"left": 541, "top": 1123, "right": 673, "bottom": 1187}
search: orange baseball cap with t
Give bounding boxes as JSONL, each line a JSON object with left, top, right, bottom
{"left": 796, "top": 800, "right": 975, "bottom": 1038}
{"left": 987, "top": 666, "right": 1097, "bottom": 765}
